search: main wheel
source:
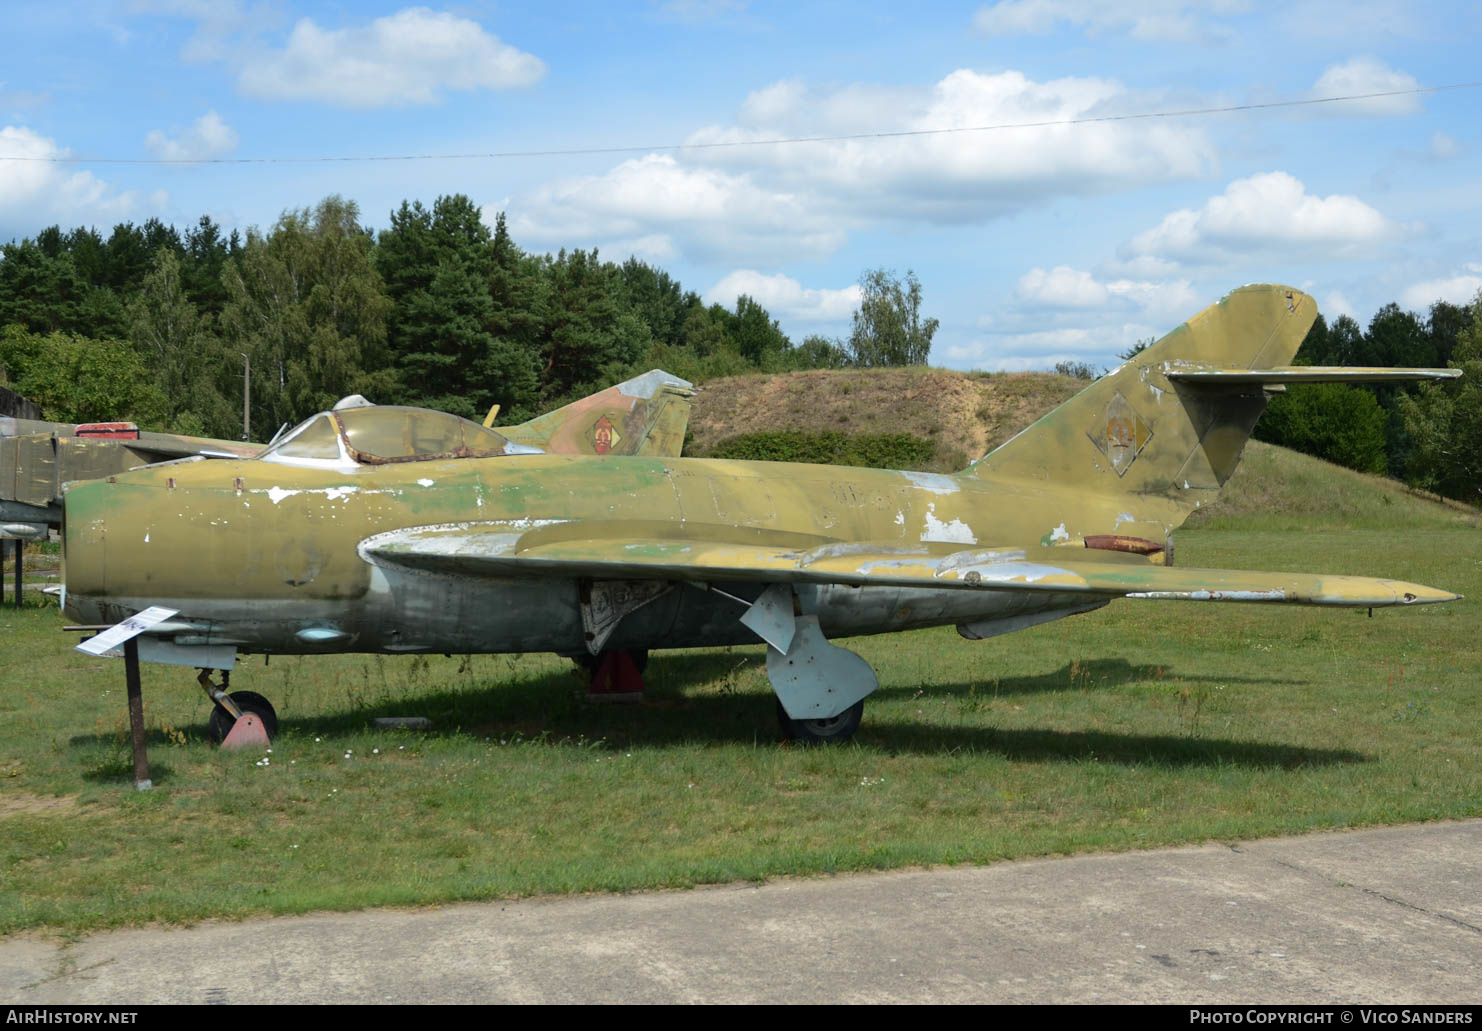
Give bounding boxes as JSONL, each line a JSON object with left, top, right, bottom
{"left": 208, "top": 690, "right": 279, "bottom": 743}
{"left": 776, "top": 698, "right": 864, "bottom": 745}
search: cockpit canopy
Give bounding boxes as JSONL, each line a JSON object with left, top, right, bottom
{"left": 260, "top": 406, "right": 531, "bottom": 466}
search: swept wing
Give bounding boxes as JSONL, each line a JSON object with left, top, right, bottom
{"left": 362, "top": 526, "right": 1457, "bottom": 608}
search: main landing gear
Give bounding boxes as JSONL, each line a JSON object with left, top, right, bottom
{"left": 739, "top": 584, "right": 879, "bottom": 746}
{"left": 776, "top": 697, "right": 865, "bottom": 744}
{"left": 577, "top": 649, "right": 650, "bottom": 702}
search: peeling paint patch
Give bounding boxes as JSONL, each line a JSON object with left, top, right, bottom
{"left": 944, "top": 561, "right": 1070, "bottom": 585}
{"left": 856, "top": 558, "right": 938, "bottom": 575}
{"left": 921, "top": 503, "right": 977, "bottom": 545}
{"left": 1128, "top": 589, "right": 1285, "bottom": 602}
{"left": 798, "top": 541, "right": 927, "bottom": 567}
{"left": 894, "top": 510, "right": 905, "bottom": 526}
{"left": 1049, "top": 523, "right": 1070, "bottom": 542}
{"left": 325, "top": 486, "right": 358, "bottom": 501}
{"left": 903, "top": 472, "right": 959, "bottom": 495}
{"left": 267, "top": 486, "right": 299, "bottom": 505}
{"left": 417, "top": 478, "right": 434, "bottom": 487}
{"left": 938, "top": 548, "right": 1027, "bottom": 571}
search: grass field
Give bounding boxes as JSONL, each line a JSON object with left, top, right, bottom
{"left": 1, "top": 450, "right": 1479, "bottom": 936}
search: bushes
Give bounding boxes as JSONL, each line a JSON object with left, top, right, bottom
{"left": 1254, "top": 383, "right": 1388, "bottom": 475}
{"left": 704, "top": 429, "right": 936, "bottom": 470}
{"left": 0, "top": 325, "right": 168, "bottom": 425}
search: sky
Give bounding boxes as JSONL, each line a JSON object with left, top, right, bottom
{"left": 2, "top": 0, "right": 1480, "bottom": 371}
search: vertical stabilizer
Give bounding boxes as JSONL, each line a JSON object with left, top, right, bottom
{"left": 500, "top": 370, "right": 696, "bottom": 458}
{"left": 965, "top": 284, "right": 1316, "bottom": 531}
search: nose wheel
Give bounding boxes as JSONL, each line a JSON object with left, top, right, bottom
{"left": 198, "top": 669, "right": 278, "bottom": 745}
{"left": 207, "top": 690, "right": 279, "bottom": 743}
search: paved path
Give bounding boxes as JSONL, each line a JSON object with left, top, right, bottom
{"left": 4, "top": 821, "right": 1479, "bottom": 1004}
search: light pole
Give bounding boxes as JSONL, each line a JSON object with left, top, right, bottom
{"left": 241, "top": 352, "right": 250, "bottom": 442}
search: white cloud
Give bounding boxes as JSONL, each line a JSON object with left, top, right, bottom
{"left": 1400, "top": 268, "right": 1482, "bottom": 310}
{"left": 951, "top": 317, "right": 1168, "bottom": 370}
{"left": 1017, "top": 266, "right": 1107, "bottom": 307}
{"left": 0, "top": 125, "right": 142, "bottom": 228}
{"left": 1128, "top": 172, "right": 1400, "bottom": 262}
{"left": 1321, "top": 290, "right": 1357, "bottom": 321}
{"left": 1016, "top": 266, "right": 1199, "bottom": 322}
{"left": 623, "top": 234, "right": 679, "bottom": 263}
{"left": 144, "top": 110, "right": 239, "bottom": 161}
{"left": 508, "top": 154, "right": 847, "bottom": 265}
{"left": 511, "top": 67, "right": 1213, "bottom": 266}
{"left": 704, "top": 270, "right": 861, "bottom": 321}
{"left": 1430, "top": 131, "right": 1458, "bottom": 160}
{"left": 131, "top": 0, "right": 264, "bottom": 63}
{"left": 237, "top": 7, "right": 545, "bottom": 108}
{"left": 686, "top": 69, "right": 1215, "bottom": 225}
{"left": 972, "top": 0, "right": 1245, "bottom": 42}
{"left": 1309, "top": 57, "right": 1420, "bottom": 115}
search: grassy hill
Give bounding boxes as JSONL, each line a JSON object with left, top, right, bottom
{"left": 689, "top": 367, "right": 1081, "bottom": 474}
{"left": 689, "top": 366, "right": 1479, "bottom": 531}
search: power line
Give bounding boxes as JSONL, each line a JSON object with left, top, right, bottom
{"left": 2, "top": 82, "right": 1478, "bottom": 166}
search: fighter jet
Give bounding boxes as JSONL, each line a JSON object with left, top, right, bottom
{"left": 63, "top": 286, "right": 1461, "bottom": 744}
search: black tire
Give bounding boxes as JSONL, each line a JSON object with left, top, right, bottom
{"left": 208, "top": 690, "right": 279, "bottom": 743}
{"left": 776, "top": 697, "right": 864, "bottom": 745}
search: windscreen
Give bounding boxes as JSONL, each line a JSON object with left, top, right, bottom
{"left": 260, "top": 414, "right": 342, "bottom": 460}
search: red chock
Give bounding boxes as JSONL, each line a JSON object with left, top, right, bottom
{"left": 221, "top": 713, "right": 272, "bottom": 749}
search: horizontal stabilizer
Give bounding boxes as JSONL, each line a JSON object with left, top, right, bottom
{"left": 1164, "top": 365, "right": 1462, "bottom": 385}
{"left": 362, "top": 526, "right": 1459, "bottom": 609}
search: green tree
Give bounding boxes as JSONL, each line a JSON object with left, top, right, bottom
{"left": 483, "top": 212, "right": 544, "bottom": 421}
{"left": 0, "top": 324, "right": 167, "bottom": 425}
{"left": 1292, "top": 314, "right": 1328, "bottom": 365}
{"left": 1254, "top": 383, "right": 1389, "bottom": 474}
{"left": 1325, "top": 314, "right": 1364, "bottom": 366}
{"left": 791, "top": 334, "right": 852, "bottom": 369}
{"left": 183, "top": 215, "right": 237, "bottom": 320}
{"left": 1117, "top": 337, "right": 1155, "bottom": 362}
{"left": 1362, "top": 303, "right": 1434, "bottom": 368}
{"left": 618, "top": 258, "right": 693, "bottom": 348}
{"left": 728, "top": 295, "right": 791, "bottom": 367}
{"left": 846, "top": 268, "right": 937, "bottom": 367}
{"left": 538, "top": 248, "right": 645, "bottom": 400}
{"left": 680, "top": 305, "right": 727, "bottom": 358}
{"left": 128, "top": 248, "right": 224, "bottom": 432}
{"left": 1399, "top": 294, "right": 1482, "bottom": 503}
{"left": 221, "top": 197, "right": 396, "bottom": 436}
{"left": 377, "top": 197, "right": 543, "bottom": 420}
{"left": 0, "top": 239, "right": 89, "bottom": 334}
{"left": 1053, "top": 359, "right": 1099, "bottom": 380}
{"left": 1426, "top": 300, "right": 1468, "bottom": 367}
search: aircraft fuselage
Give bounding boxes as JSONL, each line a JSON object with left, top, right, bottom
{"left": 61, "top": 453, "right": 1141, "bottom": 658}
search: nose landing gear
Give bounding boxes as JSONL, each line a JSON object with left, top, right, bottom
{"left": 198, "top": 669, "right": 277, "bottom": 747}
